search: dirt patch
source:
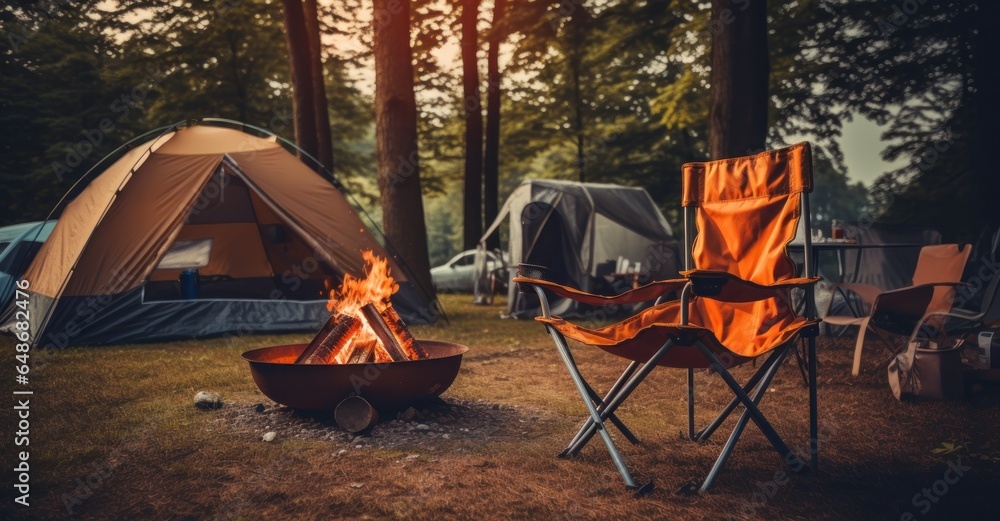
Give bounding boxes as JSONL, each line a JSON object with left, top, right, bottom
{"left": 216, "top": 397, "right": 554, "bottom": 450}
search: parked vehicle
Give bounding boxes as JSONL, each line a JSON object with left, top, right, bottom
{"left": 431, "top": 250, "right": 505, "bottom": 293}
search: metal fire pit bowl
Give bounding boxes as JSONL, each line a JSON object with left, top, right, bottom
{"left": 242, "top": 340, "right": 469, "bottom": 411}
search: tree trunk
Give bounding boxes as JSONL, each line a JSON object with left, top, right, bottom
{"left": 708, "top": 0, "right": 769, "bottom": 159}
{"left": 975, "top": 0, "right": 1000, "bottom": 230}
{"left": 571, "top": 55, "right": 585, "bottom": 183}
{"left": 373, "top": 0, "right": 436, "bottom": 302}
{"left": 282, "top": 0, "right": 319, "bottom": 163}
{"left": 461, "top": 0, "right": 484, "bottom": 250}
{"left": 483, "top": 0, "right": 507, "bottom": 250}
{"left": 303, "top": 0, "right": 334, "bottom": 172}
{"left": 566, "top": 7, "right": 588, "bottom": 182}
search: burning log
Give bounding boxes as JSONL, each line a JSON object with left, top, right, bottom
{"left": 360, "top": 303, "right": 410, "bottom": 362}
{"left": 295, "top": 313, "right": 361, "bottom": 364}
{"left": 382, "top": 305, "right": 427, "bottom": 360}
{"left": 346, "top": 339, "right": 376, "bottom": 364}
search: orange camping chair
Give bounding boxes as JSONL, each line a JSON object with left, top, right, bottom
{"left": 514, "top": 143, "right": 821, "bottom": 495}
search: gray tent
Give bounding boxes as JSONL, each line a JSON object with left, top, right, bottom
{"left": 474, "top": 179, "right": 680, "bottom": 319}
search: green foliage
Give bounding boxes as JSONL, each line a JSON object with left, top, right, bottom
{"left": 2, "top": 0, "right": 980, "bottom": 249}
{"left": 0, "top": 0, "right": 375, "bottom": 226}
{"left": 773, "top": 0, "right": 980, "bottom": 240}
{"left": 1, "top": 1, "right": 147, "bottom": 225}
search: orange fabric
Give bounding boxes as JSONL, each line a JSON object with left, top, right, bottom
{"left": 512, "top": 276, "right": 687, "bottom": 306}
{"left": 148, "top": 223, "right": 274, "bottom": 281}
{"left": 65, "top": 153, "right": 222, "bottom": 296}
{"left": 24, "top": 125, "right": 406, "bottom": 300}
{"left": 911, "top": 244, "right": 971, "bottom": 327}
{"left": 24, "top": 143, "right": 159, "bottom": 297}
{"left": 529, "top": 142, "right": 816, "bottom": 361}
{"left": 680, "top": 269, "right": 818, "bottom": 302}
{"left": 538, "top": 297, "right": 816, "bottom": 368}
{"left": 230, "top": 148, "right": 408, "bottom": 282}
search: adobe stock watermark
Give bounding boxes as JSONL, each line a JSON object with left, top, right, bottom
{"left": 729, "top": 422, "right": 837, "bottom": 520}
{"left": 899, "top": 458, "right": 971, "bottom": 520}
{"left": 708, "top": 0, "right": 752, "bottom": 37}
{"left": 51, "top": 66, "right": 169, "bottom": 182}
{"left": 59, "top": 413, "right": 164, "bottom": 515}
{"left": 876, "top": 0, "right": 936, "bottom": 36}
{"left": 853, "top": 128, "right": 952, "bottom": 232}
{"left": 4, "top": 0, "right": 71, "bottom": 53}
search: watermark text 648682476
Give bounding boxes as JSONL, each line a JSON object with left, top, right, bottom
{"left": 12, "top": 279, "right": 34, "bottom": 507}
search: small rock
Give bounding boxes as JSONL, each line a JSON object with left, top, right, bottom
{"left": 194, "top": 391, "right": 222, "bottom": 410}
{"left": 350, "top": 483, "right": 364, "bottom": 489}
{"left": 253, "top": 403, "right": 266, "bottom": 413}
{"left": 355, "top": 444, "right": 363, "bottom": 449}
{"left": 442, "top": 434, "right": 451, "bottom": 440}
{"left": 262, "top": 431, "right": 277, "bottom": 442}
{"left": 415, "top": 424, "right": 431, "bottom": 432}
{"left": 405, "top": 454, "right": 420, "bottom": 460}
{"left": 398, "top": 407, "right": 418, "bottom": 421}
{"left": 337, "top": 449, "right": 347, "bottom": 456}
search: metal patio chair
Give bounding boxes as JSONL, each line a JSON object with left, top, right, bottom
{"left": 824, "top": 243, "right": 971, "bottom": 376}
{"left": 514, "top": 143, "right": 821, "bottom": 495}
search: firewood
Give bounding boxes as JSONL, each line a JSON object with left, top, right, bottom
{"left": 335, "top": 396, "right": 379, "bottom": 433}
{"left": 295, "top": 313, "right": 361, "bottom": 364}
{"left": 360, "top": 303, "right": 409, "bottom": 362}
{"left": 380, "top": 305, "right": 427, "bottom": 360}
{"left": 346, "top": 338, "right": 376, "bottom": 364}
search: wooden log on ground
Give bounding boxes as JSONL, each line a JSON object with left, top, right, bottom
{"left": 335, "top": 395, "right": 379, "bottom": 433}
{"left": 295, "top": 313, "right": 361, "bottom": 364}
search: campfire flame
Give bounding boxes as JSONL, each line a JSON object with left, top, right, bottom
{"left": 295, "top": 251, "right": 425, "bottom": 365}
{"left": 326, "top": 250, "right": 399, "bottom": 316}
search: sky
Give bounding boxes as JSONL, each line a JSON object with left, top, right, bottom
{"left": 838, "top": 116, "right": 906, "bottom": 186}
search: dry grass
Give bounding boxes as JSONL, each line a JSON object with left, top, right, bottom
{"left": 1, "top": 293, "right": 997, "bottom": 520}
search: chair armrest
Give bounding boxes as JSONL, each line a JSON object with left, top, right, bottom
{"left": 880, "top": 281, "right": 969, "bottom": 296}
{"left": 512, "top": 276, "right": 687, "bottom": 306}
{"left": 871, "top": 282, "right": 969, "bottom": 320}
{"left": 828, "top": 283, "right": 883, "bottom": 305}
{"left": 680, "top": 269, "right": 819, "bottom": 303}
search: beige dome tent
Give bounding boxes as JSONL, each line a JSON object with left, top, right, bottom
{"left": 2, "top": 122, "right": 433, "bottom": 347}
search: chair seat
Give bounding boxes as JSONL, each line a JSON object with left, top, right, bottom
{"left": 537, "top": 298, "right": 818, "bottom": 369}
{"left": 822, "top": 315, "right": 866, "bottom": 326}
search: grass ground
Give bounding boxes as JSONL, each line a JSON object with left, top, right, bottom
{"left": 1, "top": 293, "right": 997, "bottom": 520}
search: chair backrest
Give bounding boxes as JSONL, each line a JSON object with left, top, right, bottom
{"left": 912, "top": 243, "right": 971, "bottom": 317}
{"left": 678, "top": 144, "right": 814, "bottom": 355}
{"left": 681, "top": 142, "right": 813, "bottom": 285}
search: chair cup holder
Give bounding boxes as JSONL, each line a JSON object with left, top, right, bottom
{"left": 516, "top": 263, "right": 550, "bottom": 293}
{"left": 690, "top": 277, "right": 727, "bottom": 297}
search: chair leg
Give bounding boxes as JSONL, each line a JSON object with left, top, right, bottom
{"left": 851, "top": 316, "right": 873, "bottom": 376}
{"left": 687, "top": 368, "right": 695, "bottom": 440}
{"left": 694, "top": 349, "right": 784, "bottom": 442}
{"left": 582, "top": 375, "right": 640, "bottom": 445}
{"left": 563, "top": 340, "right": 676, "bottom": 458}
{"left": 697, "top": 342, "right": 806, "bottom": 472}
{"left": 808, "top": 335, "right": 818, "bottom": 471}
{"left": 700, "top": 347, "right": 790, "bottom": 492}
{"left": 564, "top": 361, "right": 642, "bottom": 453}
{"left": 545, "top": 324, "right": 652, "bottom": 490}
{"left": 793, "top": 338, "right": 810, "bottom": 387}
